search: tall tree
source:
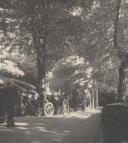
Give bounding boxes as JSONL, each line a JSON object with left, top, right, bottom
{"left": 13, "top": 0, "right": 94, "bottom": 96}
{"left": 113, "top": 0, "right": 128, "bottom": 100}
{"left": 0, "top": 0, "right": 94, "bottom": 97}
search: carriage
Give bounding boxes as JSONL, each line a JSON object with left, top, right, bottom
{"left": 39, "top": 91, "right": 70, "bottom": 117}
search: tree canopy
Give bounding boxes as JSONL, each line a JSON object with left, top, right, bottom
{"left": 0, "top": 0, "right": 128, "bottom": 101}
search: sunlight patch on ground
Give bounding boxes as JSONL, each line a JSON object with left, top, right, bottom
{"left": 64, "top": 130, "right": 71, "bottom": 133}
{"left": 42, "top": 109, "right": 101, "bottom": 119}
{"left": 31, "top": 141, "right": 41, "bottom": 143}
{"left": 0, "top": 122, "right": 6, "bottom": 126}
{"left": 55, "top": 110, "right": 99, "bottom": 119}
{"left": 0, "top": 125, "right": 14, "bottom": 132}
{"left": 16, "top": 127, "right": 28, "bottom": 130}
{"left": 66, "top": 113, "right": 92, "bottom": 119}
{"left": 34, "top": 126, "right": 57, "bottom": 134}
{"left": 15, "top": 122, "right": 29, "bottom": 126}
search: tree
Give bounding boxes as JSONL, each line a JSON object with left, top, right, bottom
{"left": 113, "top": 0, "right": 128, "bottom": 101}
{"left": 0, "top": 0, "right": 95, "bottom": 95}
{"left": 0, "top": 59, "right": 24, "bottom": 77}
{"left": 50, "top": 55, "right": 93, "bottom": 95}
{"left": 73, "top": 0, "right": 128, "bottom": 101}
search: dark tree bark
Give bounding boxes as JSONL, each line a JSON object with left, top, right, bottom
{"left": 113, "top": 0, "right": 125, "bottom": 101}
{"left": 30, "top": 0, "right": 47, "bottom": 99}
{"left": 117, "top": 60, "right": 126, "bottom": 101}
{"left": 113, "top": 0, "right": 121, "bottom": 51}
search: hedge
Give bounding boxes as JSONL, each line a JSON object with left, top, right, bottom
{"left": 102, "top": 103, "right": 128, "bottom": 143}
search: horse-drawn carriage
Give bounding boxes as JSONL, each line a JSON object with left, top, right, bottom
{"left": 39, "top": 91, "right": 70, "bottom": 116}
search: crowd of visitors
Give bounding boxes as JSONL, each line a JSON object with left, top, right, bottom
{"left": 69, "top": 88, "right": 91, "bottom": 111}
{"left": 16, "top": 88, "right": 91, "bottom": 116}
{"left": 15, "top": 91, "right": 40, "bottom": 116}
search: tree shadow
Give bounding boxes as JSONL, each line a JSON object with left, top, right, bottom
{"left": 0, "top": 112, "right": 102, "bottom": 143}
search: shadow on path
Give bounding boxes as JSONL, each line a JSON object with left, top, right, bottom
{"left": 0, "top": 111, "right": 102, "bottom": 143}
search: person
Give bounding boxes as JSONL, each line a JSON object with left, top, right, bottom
{"left": 35, "top": 96, "right": 40, "bottom": 116}
{"left": 2, "top": 82, "right": 18, "bottom": 127}
{"left": 31, "top": 95, "right": 36, "bottom": 115}
{"left": 20, "top": 97, "right": 26, "bottom": 116}
{"left": 72, "top": 89, "right": 78, "bottom": 111}
{"left": 80, "top": 91, "right": 86, "bottom": 111}
{"left": 84, "top": 89, "right": 91, "bottom": 108}
{"left": 0, "top": 84, "right": 5, "bottom": 123}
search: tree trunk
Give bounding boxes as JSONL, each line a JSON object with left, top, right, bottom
{"left": 117, "top": 60, "right": 126, "bottom": 101}
{"left": 33, "top": 31, "right": 47, "bottom": 97}
{"left": 113, "top": 0, "right": 121, "bottom": 51}
{"left": 36, "top": 37, "right": 46, "bottom": 95}
{"left": 30, "top": 0, "right": 47, "bottom": 98}
{"left": 113, "top": 0, "right": 123, "bottom": 101}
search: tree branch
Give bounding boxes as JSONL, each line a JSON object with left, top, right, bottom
{"left": 113, "top": 0, "right": 121, "bottom": 54}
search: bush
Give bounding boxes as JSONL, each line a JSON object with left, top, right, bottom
{"left": 102, "top": 103, "right": 128, "bottom": 143}
{"left": 99, "top": 91, "right": 116, "bottom": 106}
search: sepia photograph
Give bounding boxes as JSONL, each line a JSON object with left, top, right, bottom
{"left": 0, "top": 0, "right": 128, "bottom": 143}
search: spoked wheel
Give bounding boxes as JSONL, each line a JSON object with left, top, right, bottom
{"left": 44, "top": 102, "right": 54, "bottom": 117}
{"left": 62, "top": 99, "right": 69, "bottom": 116}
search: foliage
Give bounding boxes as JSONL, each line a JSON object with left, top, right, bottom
{"left": 50, "top": 55, "right": 93, "bottom": 94}
{"left": 0, "top": 0, "right": 128, "bottom": 101}
{"left": 0, "top": 59, "right": 24, "bottom": 77}
{"left": 0, "top": 0, "right": 95, "bottom": 94}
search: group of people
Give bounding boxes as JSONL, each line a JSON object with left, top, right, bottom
{"left": 46, "top": 88, "right": 91, "bottom": 112}
{"left": 15, "top": 95, "right": 39, "bottom": 116}
{"left": 70, "top": 88, "right": 91, "bottom": 111}
{"left": 0, "top": 81, "right": 91, "bottom": 127}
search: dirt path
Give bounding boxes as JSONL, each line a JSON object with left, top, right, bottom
{"left": 0, "top": 110, "right": 103, "bottom": 143}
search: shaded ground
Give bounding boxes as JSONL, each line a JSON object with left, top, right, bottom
{"left": 0, "top": 110, "right": 103, "bottom": 143}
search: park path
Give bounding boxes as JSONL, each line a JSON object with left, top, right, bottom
{"left": 0, "top": 110, "right": 103, "bottom": 143}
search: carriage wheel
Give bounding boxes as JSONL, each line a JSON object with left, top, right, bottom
{"left": 62, "top": 99, "right": 69, "bottom": 116}
{"left": 44, "top": 102, "right": 54, "bottom": 116}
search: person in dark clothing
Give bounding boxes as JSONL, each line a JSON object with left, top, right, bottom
{"left": 72, "top": 89, "right": 78, "bottom": 112}
{"left": 0, "top": 84, "right": 5, "bottom": 123}
{"left": 2, "top": 82, "right": 18, "bottom": 127}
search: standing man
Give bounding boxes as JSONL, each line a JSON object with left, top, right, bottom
{"left": 0, "top": 84, "right": 5, "bottom": 123}
{"left": 72, "top": 89, "right": 78, "bottom": 111}
{"left": 84, "top": 89, "right": 91, "bottom": 108}
{"left": 2, "top": 82, "right": 18, "bottom": 127}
